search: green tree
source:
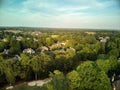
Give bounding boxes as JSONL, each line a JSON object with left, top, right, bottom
{"left": 96, "top": 59, "right": 111, "bottom": 73}
{"left": 9, "top": 39, "right": 21, "bottom": 55}
{"left": 67, "top": 70, "right": 81, "bottom": 90}
{"left": 99, "top": 42, "right": 106, "bottom": 54}
{"left": 31, "top": 55, "right": 43, "bottom": 80}
{"left": 48, "top": 70, "right": 69, "bottom": 90}
{"left": 5, "top": 68, "right": 15, "bottom": 85}
{"left": 76, "top": 61, "right": 112, "bottom": 90}
{"left": 96, "top": 58, "right": 118, "bottom": 77}
{"left": 0, "top": 42, "right": 5, "bottom": 52}
{"left": 20, "top": 53, "right": 31, "bottom": 80}
{"left": 46, "top": 37, "right": 54, "bottom": 46}
{"left": 0, "top": 57, "right": 5, "bottom": 83}
{"left": 4, "top": 60, "right": 16, "bottom": 85}
{"left": 108, "top": 48, "right": 119, "bottom": 58}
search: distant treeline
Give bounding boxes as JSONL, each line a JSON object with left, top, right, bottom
{"left": 0, "top": 26, "right": 119, "bottom": 32}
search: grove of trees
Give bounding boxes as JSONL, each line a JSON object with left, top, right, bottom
{"left": 0, "top": 28, "right": 120, "bottom": 90}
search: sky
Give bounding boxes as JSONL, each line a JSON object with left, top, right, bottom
{"left": 0, "top": 0, "right": 120, "bottom": 30}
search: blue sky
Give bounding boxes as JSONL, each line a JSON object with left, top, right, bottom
{"left": 0, "top": 0, "right": 120, "bottom": 30}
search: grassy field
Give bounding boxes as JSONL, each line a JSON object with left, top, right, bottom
{"left": 0, "top": 85, "right": 42, "bottom": 90}
{"left": 12, "top": 85, "right": 42, "bottom": 90}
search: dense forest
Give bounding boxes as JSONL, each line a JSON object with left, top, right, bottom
{"left": 0, "top": 27, "right": 120, "bottom": 90}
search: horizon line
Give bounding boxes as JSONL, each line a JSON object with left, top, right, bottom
{"left": 0, "top": 26, "right": 120, "bottom": 31}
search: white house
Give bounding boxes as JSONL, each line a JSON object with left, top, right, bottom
{"left": 99, "top": 36, "right": 110, "bottom": 43}
{"left": 23, "top": 48, "right": 35, "bottom": 54}
{"left": 16, "top": 36, "right": 23, "bottom": 41}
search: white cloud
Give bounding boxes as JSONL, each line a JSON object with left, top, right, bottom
{"left": 0, "top": 10, "right": 120, "bottom": 30}
{"left": 20, "top": 0, "right": 112, "bottom": 15}
{"left": 56, "top": 6, "right": 90, "bottom": 12}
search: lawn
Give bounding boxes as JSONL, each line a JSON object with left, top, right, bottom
{"left": 0, "top": 85, "right": 43, "bottom": 90}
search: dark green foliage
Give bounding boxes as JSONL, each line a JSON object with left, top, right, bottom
{"left": 0, "top": 42, "right": 5, "bottom": 52}
{"left": 0, "top": 29, "right": 120, "bottom": 90}
{"left": 9, "top": 39, "right": 21, "bottom": 55}
{"left": 44, "top": 70, "right": 69, "bottom": 90}
{"left": 76, "top": 61, "right": 112, "bottom": 90}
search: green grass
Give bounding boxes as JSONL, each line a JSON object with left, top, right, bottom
{"left": 12, "top": 85, "right": 42, "bottom": 90}
{"left": 0, "top": 87, "right": 5, "bottom": 90}
{"left": 0, "top": 85, "right": 43, "bottom": 90}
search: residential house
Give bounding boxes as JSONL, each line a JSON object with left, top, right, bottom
{"left": 33, "top": 38, "right": 38, "bottom": 42}
{"left": 41, "top": 46, "right": 49, "bottom": 53}
{"left": 31, "top": 31, "right": 42, "bottom": 36}
{"left": 13, "top": 55, "right": 21, "bottom": 61}
{"left": 100, "top": 39, "right": 107, "bottom": 43}
{"left": 49, "top": 41, "right": 66, "bottom": 50}
{"left": 2, "top": 38, "right": 7, "bottom": 42}
{"left": 16, "top": 36, "right": 23, "bottom": 41}
{"left": 99, "top": 36, "right": 110, "bottom": 43}
{"left": 68, "top": 47, "right": 76, "bottom": 52}
{"left": 112, "top": 74, "right": 120, "bottom": 90}
{"left": 85, "top": 32, "right": 96, "bottom": 35}
{"left": 23, "top": 48, "right": 35, "bottom": 54}
{"left": 3, "top": 49, "right": 9, "bottom": 54}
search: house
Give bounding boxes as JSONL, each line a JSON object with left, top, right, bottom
{"left": 4, "top": 30, "right": 22, "bottom": 34}
{"left": 26, "top": 38, "right": 30, "bottom": 40}
{"left": 99, "top": 36, "right": 110, "bottom": 43}
{"left": 59, "top": 48, "right": 65, "bottom": 53}
{"left": 68, "top": 47, "right": 76, "bottom": 52}
{"left": 13, "top": 55, "right": 21, "bottom": 61}
{"left": 16, "top": 36, "right": 23, "bottom": 41}
{"left": 33, "top": 38, "right": 38, "bottom": 42}
{"left": 112, "top": 74, "right": 120, "bottom": 90}
{"left": 100, "top": 39, "right": 107, "bottom": 43}
{"left": 3, "top": 49, "right": 9, "bottom": 54}
{"left": 23, "top": 48, "right": 35, "bottom": 54}
{"left": 85, "top": 32, "right": 96, "bottom": 35}
{"left": 2, "top": 38, "right": 7, "bottom": 42}
{"left": 99, "top": 37, "right": 104, "bottom": 40}
{"left": 105, "top": 36, "right": 110, "bottom": 40}
{"left": 49, "top": 41, "right": 66, "bottom": 50}
{"left": 41, "top": 46, "right": 49, "bottom": 53}
{"left": 31, "top": 31, "right": 42, "bottom": 36}
{"left": 118, "top": 57, "right": 120, "bottom": 62}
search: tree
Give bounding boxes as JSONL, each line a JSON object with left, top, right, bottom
{"left": 0, "top": 42, "right": 5, "bottom": 52}
{"left": 107, "top": 41, "right": 117, "bottom": 50}
{"left": 9, "top": 39, "right": 21, "bottom": 55}
{"left": 31, "top": 55, "right": 43, "bottom": 80}
{"left": 115, "top": 38, "right": 120, "bottom": 49}
{"left": 39, "top": 53, "right": 52, "bottom": 73}
{"left": 85, "top": 35, "right": 97, "bottom": 44}
{"left": 78, "top": 47, "right": 97, "bottom": 60}
{"left": 99, "top": 42, "right": 106, "bottom": 54}
{"left": 46, "top": 37, "right": 54, "bottom": 46}
{"left": 47, "top": 70, "right": 69, "bottom": 90}
{"left": 76, "top": 61, "right": 112, "bottom": 90}
{"left": 0, "top": 57, "right": 5, "bottom": 83}
{"left": 67, "top": 70, "right": 81, "bottom": 90}
{"left": 65, "top": 39, "right": 75, "bottom": 48}
{"left": 96, "top": 59, "right": 111, "bottom": 73}
{"left": 108, "top": 48, "right": 119, "bottom": 58}
{"left": 5, "top": 67, "right": 15, "bottom": 85}
{"left": 4, "top": 60, "right": 16, "bottom": 85}
{"left": 96, "top": 58, "right": 118, "bottom": 77}
{"left": 20, "top": 53, "right": 31, "bottom": 80}
{"left": 21, "top": 53, "right": 31, "bottom": 66}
